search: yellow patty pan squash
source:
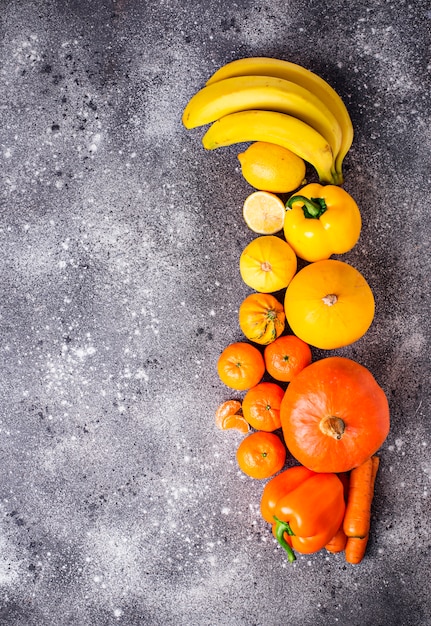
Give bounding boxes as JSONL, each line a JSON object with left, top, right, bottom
{"left": 284, "top": 259, "right": 375, "bottom": 349}
{"left": 240, "top": 235, "right": 297, "bottom": 293}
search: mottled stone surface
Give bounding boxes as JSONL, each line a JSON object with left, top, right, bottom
{"left": 1, "top": 1, "right": 430, "bottom": 624}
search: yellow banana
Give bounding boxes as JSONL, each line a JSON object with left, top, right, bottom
{"left": 206, "top": 57, "right": 353, "bottom": 183}
{"left": 202, "top": 110, "right": 337, "bottom": 184}
{"left": 182, "top": 75, "right": 342, "bottom": 164}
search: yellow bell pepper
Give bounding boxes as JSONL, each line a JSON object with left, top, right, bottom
{"left": 284, "top": 183, "right": 362, "bottom": 262}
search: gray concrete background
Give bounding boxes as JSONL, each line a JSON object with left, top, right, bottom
{"left": 1, "top": 0, "right": 430, "bottom": 624}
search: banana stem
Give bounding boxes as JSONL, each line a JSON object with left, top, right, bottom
{"left": 333, "top": 170, "right": 344, "bottom": 185}
{"left": 286, "top": 195, "right": 327, "bottom": 219}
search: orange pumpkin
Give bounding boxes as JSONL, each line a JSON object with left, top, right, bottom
{"left": 284, "top": 259, "right": 375, "bottom": 349}
{"left": 238, "top": 293, "right": 285, "bottom": 345}
{"left": 280, "top": 356, "right": 390, "bottom": 473}
{"left": 240, "top": 235, "right": 297, "bottom": 293}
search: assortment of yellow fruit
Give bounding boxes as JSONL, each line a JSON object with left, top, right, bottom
{"left": 182, "top": 55, "right": 374, "bottom": 352}
{"left": 182, "top": 56, "right": 354, "bottom": 185}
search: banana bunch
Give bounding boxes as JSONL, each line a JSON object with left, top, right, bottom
{"left": 182, "top": 57, "right": 354, "bottom": 185}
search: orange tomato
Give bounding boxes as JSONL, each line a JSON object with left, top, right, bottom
{"left": 217, "top": 342, "right": 265, "bottom": 391}
{"left": 264, "top": 334, "right": 312, "bottom": 382}
{"left": 242, "top": 382, "right": 285, "bottom": 431}
{"left": 236, "top": 431, "right": 286, "bottom": 479}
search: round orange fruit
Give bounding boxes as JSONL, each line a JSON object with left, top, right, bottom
{"left": 264, "top": 335, "right": 312, "bottom": 382}
{"left": 242, "top": 382, "right": 285, "bottom": 431}
{"left": 217, "top": 342, "right": 265, "bottom": 391}
{"left": 236, "top": 431, "right": 286, "bottom": 479}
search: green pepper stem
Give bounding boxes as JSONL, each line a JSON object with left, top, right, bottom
{"left": 273, "top": 516, "right": 296, "bottom": 563}
{"left": 286, "top": 195, "right": 327, "bottom": 219}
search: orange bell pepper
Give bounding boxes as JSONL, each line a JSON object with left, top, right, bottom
{"left": 261, "top": 468, "right": 345, "bottom": 562}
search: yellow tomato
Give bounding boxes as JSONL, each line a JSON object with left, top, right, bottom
{"left": 240, "top": 235, "right": 297, "bottom": 293}
{"left": 284, "top": 259, "right": 375, "bottom": 349}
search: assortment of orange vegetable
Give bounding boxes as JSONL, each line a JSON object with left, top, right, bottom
{"left": 212, "top": 178, "right": 389, "bottom": 562}
{"left": 216, "top": 299, "right": 387, "bottom": 564}
{"left": 212, "top": 192, "right": 389, "bottom": 562}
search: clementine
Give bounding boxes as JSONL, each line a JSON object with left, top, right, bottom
{"left": 236, "top": 431, "right": 286, "bottom": 479}
{"left": 264, "top": 334, "right": 312, "bottom": 382}
{"left": 217, "top": 342, "right": 265, "bottom": 391}
{"left": 215, "top": 399, "right": 249, "bottom": 433}
{"left": 242, "top": 382, "right": 285, "bottom": 431}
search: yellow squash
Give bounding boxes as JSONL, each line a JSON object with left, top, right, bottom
{"left": 284, "top": 259, "right": 375, "bottom": 349}
{"left": 240, "top": 235, "right": 297, "bottom": 293}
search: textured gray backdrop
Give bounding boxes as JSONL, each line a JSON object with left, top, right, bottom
{"left": 1, "top": 0, "right": 430, "bottom": 624}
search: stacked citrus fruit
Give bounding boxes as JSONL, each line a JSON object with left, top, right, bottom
{"left": 183, "top": 56, "right": 390, "bottom": 565}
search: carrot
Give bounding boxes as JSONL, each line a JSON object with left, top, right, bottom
{"left": 343, "top": 455, "right": 380, "bottom": 539}
{"left": 337, "top": 471, "right": 350, "bottom": 502}
{"left": 325, "top": 526, "right": 348, "bottom": 553}
{"left": 345, "top": 534, "right": 369, "bottom": 564}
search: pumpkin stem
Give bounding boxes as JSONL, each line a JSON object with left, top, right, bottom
{"left": 261, "top": 261, "right": 272, "bottom": 272}
{"left": 322, "top": 293, "right": 338, "bottom": 306}
{"left": 320, "top": 416, "right": 345, "bottom": 440}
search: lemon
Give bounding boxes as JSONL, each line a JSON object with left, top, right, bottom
{"left": 238, "top": 141, "right": 306, "bottom": 193}
{"left": 243, "top": 191, "right": 286, "bottom": 235}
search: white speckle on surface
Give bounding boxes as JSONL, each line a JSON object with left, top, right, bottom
{"left": 72, "top": 345, "right": 97, "bottom": 359}
{"left": 134, "top": 369, "right": 149, "bottom": 381}
{"left": 89, "top": 133, "right": 102, "bottom": 153}
{"left": 0, "top": 534, "right": 20, "bottom": 586}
